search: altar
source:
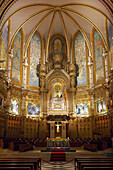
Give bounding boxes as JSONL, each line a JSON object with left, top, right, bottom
{"left": 47, "top": 137, "right": 70, "bottom": 149}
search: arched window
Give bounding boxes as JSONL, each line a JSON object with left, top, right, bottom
{"left": 107, "top": 20, "right": 113, "bottom": 70}
{"left": 29, "top": 33, "right": 41, "bottom": 87}
{"left": 94, "top": 29, "right": 104, "bottom": 83}
{"left": 1, "top": 21, "right": 9, "bottom": 69}
{"left": 12, "top": 29, "right": 22, "bottom": 83}
{"left": 75, "top": 32, "right": 87, "bottom": 86}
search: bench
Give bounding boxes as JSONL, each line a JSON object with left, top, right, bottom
{"left": 75, "top": 157, "right": 113, "bottom": 170}
{"left": 0, "top": 158, "right": 41, "bottom": 170}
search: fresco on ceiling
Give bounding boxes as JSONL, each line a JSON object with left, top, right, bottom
{"left": 75, "top": 33, "right": 87, "bottom": 86}
{"left": 94, "top": 29, "right": 104, "bottom": 82}
{"left": 97, "top": 100, "right": 106, "bottom": 113}
{"left": 76, "top": 103, "right": 88, "bottom": 115}
{"left": 12, "top": 30, "right": 21, "bottom": 83}
{"left": 1, "top": 21, "right": 8, "bottom": 68}
{"left": 107, "top": 20, "right": 113, "bottom": 69}
{"left": 27, "top": 103, "right": 40, "bottom": 115}
{"left": 29, "top": 34, "right": 41, "bottom": 86}
{"left": 10, "top": 99, "right": 19, "bottom": 115}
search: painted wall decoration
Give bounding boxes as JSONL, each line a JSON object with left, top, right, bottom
{"left": 10, "top": 99, "right": 19, "bottom": 115}
{"left": 107, "top": 20, "right": 113, "bottom": 69}
{"left": 12, "top": 30, "right": 22, "bottom": 82}
{"left": 97, "top": 100, "right": 106, "bottom": 113}
{"left": 29, "top": 33, "right": 41, "bottom": 86}
{"left": 75, "top": 33, "right": 87, "bottom": 86}
{"left": 52, "top": 37, "right": 64, "bottom": 54}
{"left": 1, "top": 21, "right": 9, "bottom": 68}
{"left": 27, "top": 103, "right": 40, "bottom": 115}
{"left": 76, "top": 103, "right": 88, "bottom": 115}
{"left": 94, "top": 29, "right": 104, "bottom": 82}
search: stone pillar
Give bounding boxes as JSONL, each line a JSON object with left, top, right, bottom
{"left": 103, "top": 49, "right": 109, "bottom": 82}
{"left": 50, "top": 122, "right": 55, "bottom": 138}
{"left": 88, "top": 56, "right": 94, "bottom": 88}
{"left": 23, "top": 57, "right": 28, "bottom": 88}
{"left": 8, "top": 49, "right": 14, "bottom": 81}
{"left": 39, "top": 64, "right": 47, "bottom": 117}
{"left": 89, "top": 91, "right": 95, "bottom": 116}
{"left": 67, "top": 90, "right": 76, "bottom": 114}
{"left": 62, "top": 122, "right": 66, "bottom": 138}
{"left": 68, "top": 64, "right": 76, "bottom": 115}
{"left": 109, "top": 69, "right": 113, "bottom": 105}
{"left": 21, "top": 91, "right": 27, "bottom": 116}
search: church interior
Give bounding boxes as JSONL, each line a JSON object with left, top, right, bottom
{"left": 0, "top": 0, "right": 113, "bottom": 169}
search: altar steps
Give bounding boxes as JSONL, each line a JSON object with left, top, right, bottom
{"left": 50, "top": 149, "right": 66, "bottom": 161}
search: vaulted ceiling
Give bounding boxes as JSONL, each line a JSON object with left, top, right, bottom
{"left": 0, "top": 0, "right": 113, "bottom": 56}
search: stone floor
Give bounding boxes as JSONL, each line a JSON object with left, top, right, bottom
{"left": 41, "top": 160, "right": 75, "bottom": 170}
{"left": 0, "top": 147, "right": 112, "bottom": 170}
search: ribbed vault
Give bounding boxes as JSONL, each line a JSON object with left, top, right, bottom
{"left": 0, "top": 0, "right": 113, "bottom": 58}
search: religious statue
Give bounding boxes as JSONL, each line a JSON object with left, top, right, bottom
{"left": 54, "top": 39, "right": 62, "bottom": 52}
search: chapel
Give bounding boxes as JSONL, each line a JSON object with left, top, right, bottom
{"left": 0, "top": 0, "right": 113, "bottom": 169}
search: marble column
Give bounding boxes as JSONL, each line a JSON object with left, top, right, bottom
{"left": 50, "top": 122, "right": 55, "bottom": 138}
{"left": 62, "top": 122, "right": 66, "bottom": 138}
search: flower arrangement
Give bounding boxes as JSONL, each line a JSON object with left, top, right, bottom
{"left": 46, "top": 137, "right": 69, "bottom": 141}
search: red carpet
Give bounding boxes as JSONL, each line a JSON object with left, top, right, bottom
{"left": 50, "top": 149, "right": 66, "bottom": 161}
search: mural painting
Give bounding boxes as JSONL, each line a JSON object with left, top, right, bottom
{"left": 97, "top": 100, "right": 106, "bottom": 113}
{"left": 107, "top": 20, "right": 113, "bottom": 69}
{"left": 10, "top": 99, "right": 19, "bottom": 115}
{"left": 27, "top": 103, "right": 40, "bottom": 115}
{"left": 52, "top": 37, "right": 63, "bottom": 54}
{"left": 76, "top": 103, "right": 89, "bottom": 115}
{"left": 94, "top": 29, "right": 104, "bottom": 82}
{"left": 29, "top": 34, "right": 41, "bottom": 86}
{"left": 75, "top": 33, "right": 87, "bottom": 86}
{"left": 12, "top": 30, "right": 21, "bottom": 82}
{"left": 1, "top": 21, "right": 8, "bottom": 68}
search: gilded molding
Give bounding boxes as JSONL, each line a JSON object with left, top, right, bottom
{"left": 62, "top": 9, "right": 92, "bottom": 58}
{"left": 8, "top": 7, "right": 53, "bottom": 51}
{"left": 46, "top": 11, "right": 56, "bottom": 62}
{"left": 24, "top": 9, "right": 54, "bottom": 58}
{"left": 62, "top": 7, "right": 107, "bottom": 50}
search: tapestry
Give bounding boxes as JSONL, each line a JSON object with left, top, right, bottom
{"left": 76, "top": 103, "right": 88, "bottom": 115}
{"left": 1, "top": 21, "right": 8, "bottom": 68}
{"left": 75, "top": 33, "right": 87, "bottom": 86}
{"left": 107, "top": 20, "right": 113, "bottom": 69}
{"left": 29, "top": 34, "right": 41, "bottom": 86}
{"left": 12, "top": 30, "right": 21, "bottom": 82}
{"left": 10, "top": 99, "right": 19, "bottom": 115}
{"left": 27, "top": 103, "right": 40, "bottom": 115}
{"left": 94, "top": 29, "right": 104, "bottom": 82}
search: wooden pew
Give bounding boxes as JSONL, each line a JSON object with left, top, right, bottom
{"left": 75, "top": 158, "right": 113, "bottom": 170}
{"left": 84, "top": 143, "right": 97, "bottom": 152}
{"left": 0, "top": 139, "right": 3, "bottom": 149}
{"left": 0, "top": 158, "right": 41, "bottom": 170}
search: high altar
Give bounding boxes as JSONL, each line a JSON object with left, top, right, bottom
{"left": 47, "top": 138, "right": 70, "bottom": 149}
{"left": 38, "top": 34, "right": 78, "bottom": 139}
